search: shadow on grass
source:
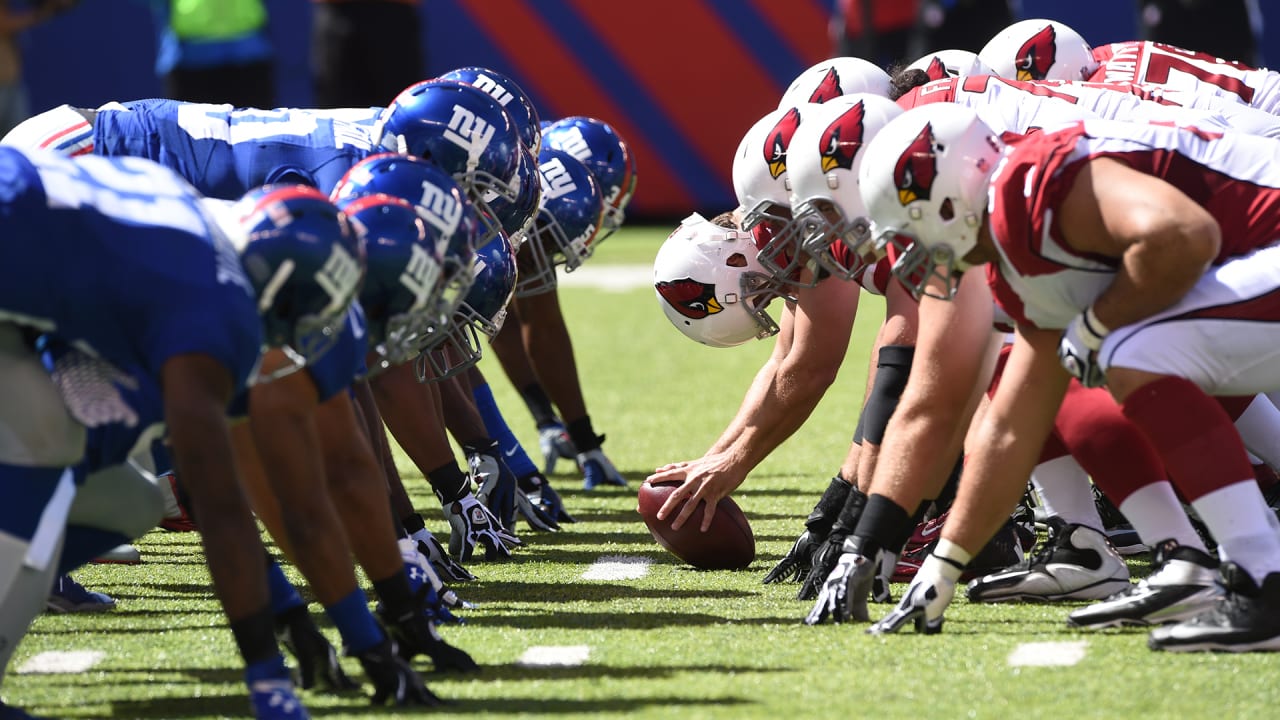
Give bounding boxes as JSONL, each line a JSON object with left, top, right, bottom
{"left": 460, "top": 609, "right": 802, "bottom": 630}
{"left": 462, "top": 580, "right": 755, "bottom": 603}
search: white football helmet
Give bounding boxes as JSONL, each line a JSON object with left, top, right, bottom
{"left": 733, "top": 103, "right": 834, "bottom": 285}
{"left": 978, "top": 19, "right": 1098, "bottom": 82}
{"left": 786, "top": 94, "right": 903, "bottom": 281}
{"left": 778, "top": 57, "right": 892, "bottom": 109}
{"left": 858, "top": 104, "right": 1004, "bottom": 299}
{"left": 654, "top": 213, "right": 785, "bottom": 348}
{"left": 905, "top": 50, "right": 995, "bottom": 81}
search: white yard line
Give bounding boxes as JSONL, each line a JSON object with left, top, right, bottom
{"left": 558, "top": 265, "right": 651, "bottom": 292}
{"left": 17, "top": 650, "right": 106, "bottom": 674}
{"left": 1007, "top": 641, "right": 1088, "bottom": 667}
{"left": 582, "top": 554, "right": 651, "bottom": 580}
{"left": 517, "top": 645, "right": 591, "bottom": 667}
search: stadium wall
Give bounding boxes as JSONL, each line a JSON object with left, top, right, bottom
{"left": 22, "top": 1, "right": 1275, "bottom": 220}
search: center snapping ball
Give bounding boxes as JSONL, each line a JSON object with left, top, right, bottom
{"left": 637, "top": 479, "right": 754, "bottom": 570}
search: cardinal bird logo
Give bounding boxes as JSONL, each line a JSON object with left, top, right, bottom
{"left": 809, "top": 68, "right": 843, "bottom": 103}
{"left": 764, "top": 107, "right": 802, "bottom": 179}
{"left": 819, "top": 101, "right": 865, "bottom": 173}
{"left": 924, "top": 56, "right": 949, "bottom": 81}
{"left": 893, "top": 122, "right": 938, "bottom": 206}
{"left": 656, "top": 278, "right": 723, "bottom": 319}
{"left": 1015, "top": 25, "right": 1057, "bottom": 81}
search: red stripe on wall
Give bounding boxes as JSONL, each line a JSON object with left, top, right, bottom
{"left": 456, "top": 0, "right": 695, "bottom": 216}
{"left": 746, "top": 0, "right": 833, "bottom": 69}
{"left": 564, "top": 0, "right": 782, "bottom": 198}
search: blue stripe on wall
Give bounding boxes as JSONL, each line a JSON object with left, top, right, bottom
{"left": 703, "top": 0, "right": 812, "bottom": 89}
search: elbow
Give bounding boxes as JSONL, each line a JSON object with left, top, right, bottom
{"left": 1186, "top": 215, "right": 1222, "bottom": 269}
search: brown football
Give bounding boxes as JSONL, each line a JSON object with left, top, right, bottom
{"left": 636, "top": 479, "right": 755, "bottom": 570}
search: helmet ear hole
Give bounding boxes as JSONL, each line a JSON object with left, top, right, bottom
{"left": 938, "top": 197, "right": 955, "bottom": 222}
{"left": 726, "top": 253, "right": 748, "bottom": 268}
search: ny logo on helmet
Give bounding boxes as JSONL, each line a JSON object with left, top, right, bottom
{"left": 400, "top": 244, "right": 442, "bottom": 311}
{"left": 315, "top": 243, "right": 362, "bottom": 316}
{"left": 819, "top": 101, "right": 865, "bottom": 173}
{"left": 656, "top": 278, "right": 722, "bottom": 319}
{"left": 764, "top": 107, "right": 802, "bottom": 179}
{"left": 893, "top": 122, "right": 938, "bottom": 206}
{"left": 444, "top": 105, "right": 496, "bottom": 154}
{"left": 809, "top": 68, "right": 843, "bottom": 103}
{"left": 470, "top": 73, "right": 515, "bottom": 107}
{"left": 415, "top": 181, "right": 464, "bottom": 236}
{"left": 539, "top": 156, "right": 578, "bottom": 201}
{"left": 1015, "top": 25, "right": 1057, "bottom": 81}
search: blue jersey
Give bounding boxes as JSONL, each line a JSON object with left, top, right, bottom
{"left": 92, "top": 99, "right": 377, "bottom": 200}
{"left": 0, "top": 148, "right": 263, "bottom": 431}
{"left": 307, "top": 301, "right": 369, "bottom": 403}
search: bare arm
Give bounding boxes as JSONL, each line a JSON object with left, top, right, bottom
{"left": 941, "top": 325, "right": 1069, "bottom": 555}
{"left": 1060, "top": 157, "right": 1221, "bottom": 330}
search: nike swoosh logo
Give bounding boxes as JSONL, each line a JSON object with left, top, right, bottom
{"left": 919, "top": 523, "right": 942, "bottom": 538}
{"left": 504, "top": 446, "right": 518, "bottom": 457}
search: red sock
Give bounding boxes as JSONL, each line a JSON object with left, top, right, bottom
{"left": 1057, "top": 382, "right": 1165, "bottom": 506}
{"left": 1122, "top": 377, "right": 1254, "bottom": 503}
{"left": 1217, "top": 395, "right": 1255, "bottom": 421}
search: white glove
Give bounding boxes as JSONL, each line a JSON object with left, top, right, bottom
{"left": 577, "top": 446, "right": 627, "bottom": 489}
{"left": 868, "top": 542, "right": 968, "bottom": 635}
{"left": 802, "top": 544, "right": 878, "bottom": 625}
{"left": 538, "top": 422, "right": 577, "bottom": 475}
{"left": 444, "top": 493, "right": 515, "bottom": 562}
{"left": 1058, "top": 307, "right": 1109, "bottom": 388}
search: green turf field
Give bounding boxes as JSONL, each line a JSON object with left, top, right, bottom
{"left": 9, "top": 226, "right": 1280, "bottom": 719}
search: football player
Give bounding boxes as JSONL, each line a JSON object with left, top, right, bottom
{"left": 856, "top": 104, "right": 1280, "bottom": 651}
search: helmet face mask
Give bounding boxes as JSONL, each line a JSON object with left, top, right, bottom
{"left": 417, "top": 232, "right": 516, "bottom": 381}
{"left": 542, "top": 116, "right": 634, "bottom": 242}
{"left": 793, "top": 198, "right": 874, "bottom": 279}
{"left": 517, "top": 148, "right": 605, "bottom": 298}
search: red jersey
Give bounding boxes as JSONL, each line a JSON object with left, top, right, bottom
{"left": 985, "top": 119, "right": 1280, "bottom": 330}
{"left": 1090, "top": 41, "right": 1280, "bottom": 114}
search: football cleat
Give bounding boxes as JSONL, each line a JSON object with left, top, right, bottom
{"left": 1148, "top": 562, "right": 1280, "bottom": 652}
{"left": 92, "top": 543, "right": 142, "bottom": 564}
{"left": 249, "top": 678, "right": 311, "bottom": 720}
{"left": 46, "top": 574, "right": 117, "bottom": 613}
{"left": 893, "top": 515, "right": 1024, "bottom": 584}
{"left": 965, "top": 518, "right": 1130, "bottom": 602}
{"left": 1093, "top": 485, "right": 1148, "bottom": 556}
{"left": 1068, "top": 540, "right": 1224, "bottom": 629}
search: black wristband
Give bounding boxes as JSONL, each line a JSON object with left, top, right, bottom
{"left": 567, "top": 416, "right": 602, "bottom": 453}
{"left": 520, "top": 383, "right": 559, "bottom": 428}
{"left": 830, "top": 484, "right": 869, "bottom": 538}
{"left": 851, "top": 493, "right": 914, "bottom": 555}
{"left": 428, "top": 462, "right": 471, "bottom": 505}
{"left": 805, "top": 476, "right": 854, "bottom": 537}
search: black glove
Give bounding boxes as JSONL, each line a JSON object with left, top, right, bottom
{"left": 798, "top": 484, "right": 868, "bottom": 600}
{"left": 378, "top": 605, "right": 480, "bottom": 674}
{"left": 275, "top": 609, "right": 358, "bottom": 692}
{"left": 764, "top": 477, "right": 852, "bottom": 585}
{"left": 763, "top": 530, "right": 820, "bottom": 585}
{"left": 351, "top": 637, "right": 442, "bottom": 706}
{"left": 520, "top": 472, "right": 577, "bottom": 523}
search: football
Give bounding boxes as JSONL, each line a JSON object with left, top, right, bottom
{"left": 636, "top": 480, "right": 755, "bottom": 570}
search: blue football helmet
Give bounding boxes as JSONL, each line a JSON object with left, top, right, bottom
{"left": 541, "top": 116, "right": 635, "bottom": 240}
{"left": 330, "top": 153, "right": 479, "bottom": 331}
{"left": 336, "top": 192, "right": 445, "bottom": 374}
{"left": 516, "top": 148, "right": 604, "bottom": 298}
{"left": 374, "top": 79, "right": 523, "bottom": 238}
{"left": 233, "top": 185, "right": 366, "bottom": 383}
{"left": 487, "top": 143, "right": 542, "bottom": 241}
{"left": 417, "top": 231, "right": 517, "bottom": 382}
{"left": 437, "top": 66, "right": 542, "bottom": 151}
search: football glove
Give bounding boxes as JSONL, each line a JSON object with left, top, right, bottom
{"left": 398, "top": 538, "right": 470, "bottom": 625}
{"left": 538, "top": 421, "right": 577, "bottom": 475}
{"left": 803, "top": 546, "right": 877, "bottom": 625}
{"left": 465, "top": 441, "right": 517, "bottom": 531}
{"left": 351, "top": 637, "right": 442, "bottom": 706}
{"left": 275, "top": 610, "right": 357, "bottom": 692}
{"left": 762, "top": 529, "right": 820, "bottom": 585}
{"left": 515, "top": 488, "right": 560, "bottom": 531}
{"left": 868, "top": 549, "right": 965, "bottom": 635}
{"left": 411, "top": 528, "right": 475, "bottom": 583}
{"left": 520, "top": 472, "right": 577, "bottom": 523}
{"left": 445, "top": 493, "right": 514, "bottom": 562}
{"left": 578, "top": 446, "right": 627, "bottom": 490}
{"left": 1058, "top": 307, "right": 1109, "bottom": 388}
{"left": 798, "top": 534, "right": 847, "bottom": 601}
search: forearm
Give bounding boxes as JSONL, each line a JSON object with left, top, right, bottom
{"left": 437, "top": 372, "right": 489, "bottom": 445}
{"left": 372, "top": 363, "right": 455, "bottom": 474}
{"left": 713, "top": 354, "right": 836, "bottom": 470}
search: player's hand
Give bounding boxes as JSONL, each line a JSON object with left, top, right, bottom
{"left": 465, "top": 441, "right": 517, "bottom": 531}
{"left": 649, "top": 454, "right": 747, "bottom": 532}
{"left": 763, "top": 529, "right": 820, "bottom": 585}
{"left": 397, "top": 539, "right": 469, "bottom": 625}
{"left": 520, "top": 472, "right": 577, "bottom": 523}
{"left": 515, "top": 488, "right": 560, "bottom": 531}
{"left": 868, "top": 552, "right": 960, "bottom": 635}
{"left": 445, "top": 494, "right": 514, "bottom": 562}
{"left": 1058, "top": 307, "right": 1109, "bottom": 388}
{"left": 538, "top": 421, "right": 577, "bottom": 475}
{"left": 352, "top": 638, "right": 442, "bottom": 706}
{"left": 577, "top": 446, "right": 627, "bottom": 490}
{"left": 414, "top": 530, "right": 475, "bottom": 583}
{"left": 802, "top": 549, "right": 875, "bottom": 625}
{"left": 798, "top": 533, "right": 848, "bottom": 601}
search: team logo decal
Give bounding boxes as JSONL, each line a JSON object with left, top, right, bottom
{"left": 656, "top": 278, "right": 723, "bottom": 319}
{"left": 764, "top": 107, "right": 801, "bottom": 179}
{"left": 809, "top": 68, "right": 843, "bottom": 104}
{"left": 1015, "top": 25, "right": 1057, "bottom": 81}
{"left": 924, "top": 57, "right": 949, "bottom": 81}
{"left": 819, "top": 101, "right": 865, "bottom": 173}
{"left": 893, "top": 122, "right": 938, "bottom": 206}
